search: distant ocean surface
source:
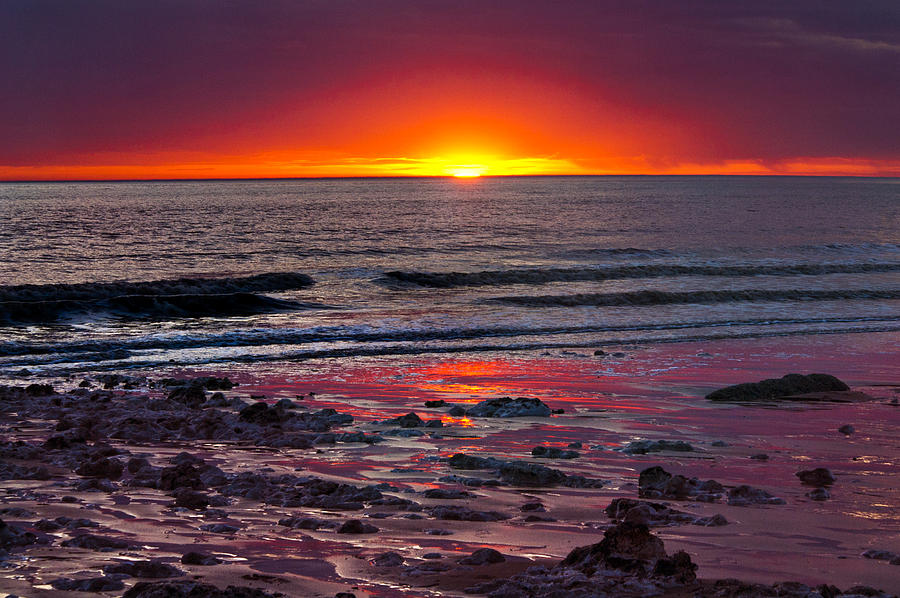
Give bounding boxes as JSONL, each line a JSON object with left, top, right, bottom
{"left": 1, "top": 176, "right": 898, "bottom": 374}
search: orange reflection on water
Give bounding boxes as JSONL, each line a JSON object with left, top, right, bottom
{"left": 440, "top": 415, "right": 475, "bottom": 427}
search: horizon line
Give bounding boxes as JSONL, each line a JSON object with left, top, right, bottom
{"left": 2, "top": 172, "right": 898, "bottom": 184}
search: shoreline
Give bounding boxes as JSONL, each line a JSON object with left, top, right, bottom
{"left": 1, "top": 334, "right": 898, "bottom": 596}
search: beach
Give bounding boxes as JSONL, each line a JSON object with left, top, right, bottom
{"left": 1, "top": 176, "right": 898, "bottom": 596}
{"left": 1, "top": 331, "right": 899, "bottom": 596}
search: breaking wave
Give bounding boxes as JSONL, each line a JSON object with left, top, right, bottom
{"left": 382, "top": 263, "right": 900, "bottom": 288}
{"left": 0, "top": 272, "right": 314, "bottom": 303}
{"left": 487, "top": 288, "right": 900, "bottom": 307}
{"left": 0, "top": 293, "right": 320, "bottom": 325}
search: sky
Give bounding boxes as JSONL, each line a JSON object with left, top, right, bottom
{"left": 1, "top": 0, "right": 899, "bottom": 179}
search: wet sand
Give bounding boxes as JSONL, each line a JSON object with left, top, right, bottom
{"left": 1, "top": 332, "right": 898, "bottom": 597}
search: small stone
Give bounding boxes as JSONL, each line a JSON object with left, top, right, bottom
{"left": 750, "top": 453, "right": 769, "bottom": 460}
{"left": 838, "top": 424, "right": 855, "bottom": 435}
{"left": 181, "top": 551, "right": 222, "bottom": 565}
{"left": 807, "top": 487, "right": 831, "bottom": 501}
{"left": 371, "top": 552, "right": 404, "bottom": 567}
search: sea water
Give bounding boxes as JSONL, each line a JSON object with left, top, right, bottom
{"left": 1, "top": 175, "right": 898, "bottom": 374}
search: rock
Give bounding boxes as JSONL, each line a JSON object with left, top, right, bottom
{"left": 808, "top": 487, "right": 831, "bottom": 501}
{"left": 274, "top": 398, "right": 296, "bottom": 409}
{"left": 706, "top": 373, "right": 850, "bottom": 401}
{"left": 466, "top": 397, "right": 552, "bottom": 417}
{"left": 200, "top": 523, "right": 239, "bottom": 534}
{"left": 437, "top": 475, "right": 502, "bottom": 487}
{"left": 447, "top": 406, "right": 466, "bottom": 416}
{"left": 159, "top": 462, "right": 203, "bottom": 491}
{"left": 104, "top": 560, "right": 185, "bottom": 578}
{"left": 750, "top": 453, "right": 769, "bottom": 460}
{"left": 605, "top": 498, "right": 727, "bottom": 527}
{"left": 838, "top": 424, "right": 855, "bottom": 435}
{"left": 423, "top": 488, "right": 474, "bottom": 499}
{"left": 638, "top": 466, "right": 724, "bottom": 501}
{"left": 424, "top": 528, "right": 453, "bottom": 535}
{"left": 172, "top": 489, "right": 210, "bottom": 510}
{"left": 167, "top": 385, "right": 207, "bottom": 408}
{"left": 424, "top": 400, "right": 446, "bottom": 408}
{"left": 531, "top": 446, "right": 580, "bottom": 459}
{"left": 277, "top": 516, "right": 337, "bottom": 530}
{"left": 335, "top": 593, "right": 356, "bottom": 598}
{"left": 459, "top": 548, "right": 505, "bottom": 565}
{"left": 727, "top": 485, "right": 786, "bottom": 506}
{"left": 862, "top": 549, "right": 900, "bottom": 563}
{"left": 123, "top": 580, "right": 280, "bottom": 598}
{"left": 558, "top": 522, "right": 670, "bottom": 576}
{"left": 0, "top": 519, "right": 38, "bottom": 549}
{"left": 383, "top": 412, "right": 425, "bottom": 427}
{"left": 796, "top": 467, "right": 836, "bottom": 486}
{"left": 422, "top": 552, "right": 442, "bottom": 559}
{"left": 239, "top": 401, "right": 291, "bottom": 424}
{"left": 711, "top": 440, "right": 728, "bottom": 447}
{"left": 520, "top": 502, "right": 546, "bottom": 512}
{"left": 337, "top": 520, "right": 378, "bottom": 534}
{"left": 60, "top": 533, "right": 130, "bottom": 550}
{"left": 447, "top": 453, "right": 503, "bottom": 470}
{"left": 50, "top": 576, "right": 125, "bottom": 591}
{"left": 181, "top": 551, "right": 222, "bottom": 565}
{"left": 498, "top": 461, "right": 567, "bottom": 486}
{"left": 371, "top": 552, "right": 404, "bottom": 567}
{"left": 426, "top": 505, "right": 510, "bottom": 521}
{"left": 75, "top": 456, "right": 124, "bottom": 479}
{"left": 619, "top": 439, "right": 694, "bottom": 454}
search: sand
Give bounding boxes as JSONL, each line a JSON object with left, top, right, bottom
{"left": 1, "top": 333, "right": 898, "bottom": 597}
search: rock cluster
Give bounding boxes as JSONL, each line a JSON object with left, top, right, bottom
{"left": 706, "top": 373, "right": 850, "bottom": 402}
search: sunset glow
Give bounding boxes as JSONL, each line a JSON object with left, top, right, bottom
{"left": 1, "top": 3, "right": 898, "bottom": 180}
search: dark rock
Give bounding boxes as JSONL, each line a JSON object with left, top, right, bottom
{"left": 167, "top": 385, "right": 207, "bottom": 408}
{"left": 638, "top": 466, "right": 724, "bottom": 502}
{"left": 25, "top": 383, "right": 55, "bottom": 396}
{"left": 172, "top": 489, "right": 210, "bottom": 510}
{"left": 437, "top": 474, "right": 502, "bottom": 487}
{"left": 466, "top": 396, "right": 551, "bottom": 417}
{"left": 447, "top": 406, "right": 466, "bottom": 416}
{"left": 383, "top": 412, "right": 425, "bottom": 427}
{"left": 422, "top": 552, "right": 443, "bottom": 559}
{"left": 335, "top": 593, "right": 356, "bottom": 598}
{"left": 750, "top": 453, "right": 769, "bottom": 460}
{"left": 447, "top": 453, "right": 503, "bottom": 470}
{"left": 424, "top": 400, "right": 446, "bottom": 408}
{"left": 104, "top": 560, "right": 185, "bottom": 578}
{"left": 568, "top": 442, "right": 583, "bottom": 449}
{"left": 808, "top": 487, "right": 831, "bottom": 501}
{"left": 75, "top": 457, "right": 123, "bottom": 479}
{"left": 337, "top": 520, "right": 378, "bottom": 534}
{"left": 619, "top": 439, "right": 693, "bottom": 454}
{"left": 371, "top": 552, "right": 404, "bottom": 567}
{"left": 422, "top": 488, "right": 473, "bottom": 499}
{"left": 123, "top": 580, "right": 280, "bottom": 598}
{"left": 531, "top": 446, "right": 580, "bottom": 459}
{"left": 498, "top": 461, "right": 567, "bottom": 487}
{"left": 159, "top": 463, "right": 203, "bottom": 491}
{"left": 239, "top": 401, "right": 289, "bottom": 425}
{"left": 181, "top": 551, "right": 222, "bottom": 565}
{"left": 605, "top": 498, "right": 728, "bottom": 527}
{"left": 200, "top": 523, "right": 239, "bottom": 534}
{"left": 796, "top": 467, "right": 836, "bottom": 486}
{"left": 61, "top": 533, "right": 130, "bottom": 550}
{"left": 0, "top": 518, "right": 38, "bottom": 549}
{"left": 520, "top": 502, "right": 545, "bottom": 512}
{"left": 459, "top": 547, "right": 505, "bottom": 565}
{"left": 559, "top": 522, "right": 668, "bottom": 576}
{"left": 424, "top": 528, "right": 453, "bottom": 535}
{"left": 277, "top": 516, "right": 336, "bottom": 530}
{"left": 426, "top": 505, "right": 509, "bottom": 522}
{"left": 727, "top": 485, "right": 786, "bottom": 506}
{"left": 838, "top": 424, "right": 855, "bottom": 435}
{"left": 706, "top": 373, "right": 850, "bottom": 401}
{"left": 50, "top": 576, "right": 125, "bottom": 591}
{"left": 127, "top": 457, "right": 152, "bottom": 473}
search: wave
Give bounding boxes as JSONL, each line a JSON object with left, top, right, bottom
{"left": 382, "top": 263, "right": 900, "bottom": 288}
{"left": 0, "top": 272, "right": 314, "bottom": 303}
{"left": 0, "top": 293, "right": 320, "bottom": 325}
{"left": 488, "top": 288, "right": 900, "bottom": 307}
{"left": 4, "top": 314, "right": 899, "bottom": 361}
{"left": 11, "top": 323, "right": 900, "bottom": 374}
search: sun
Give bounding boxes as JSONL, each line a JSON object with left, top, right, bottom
{"left": 446, "top": 165, "right": 487, "bottom": 178}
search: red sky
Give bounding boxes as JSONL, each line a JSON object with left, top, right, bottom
{"left": 1, "top": 1, "right": 899, "bottom": 179}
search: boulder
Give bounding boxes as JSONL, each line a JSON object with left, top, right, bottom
{"left": 466, "top": 397, "right": 552, "bottom": 417}
{"left": 706, "top": 374, "right": 850, "bottom": 402}
{"left": 796, "top": 468, "right": 836, "bottom": 487}
{"left": 459, "top": 547, "right": 505, "bottom": 565}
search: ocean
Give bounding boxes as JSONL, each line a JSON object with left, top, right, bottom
{"left": 1, "top": 175, "right": 898, "bottom": 375}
